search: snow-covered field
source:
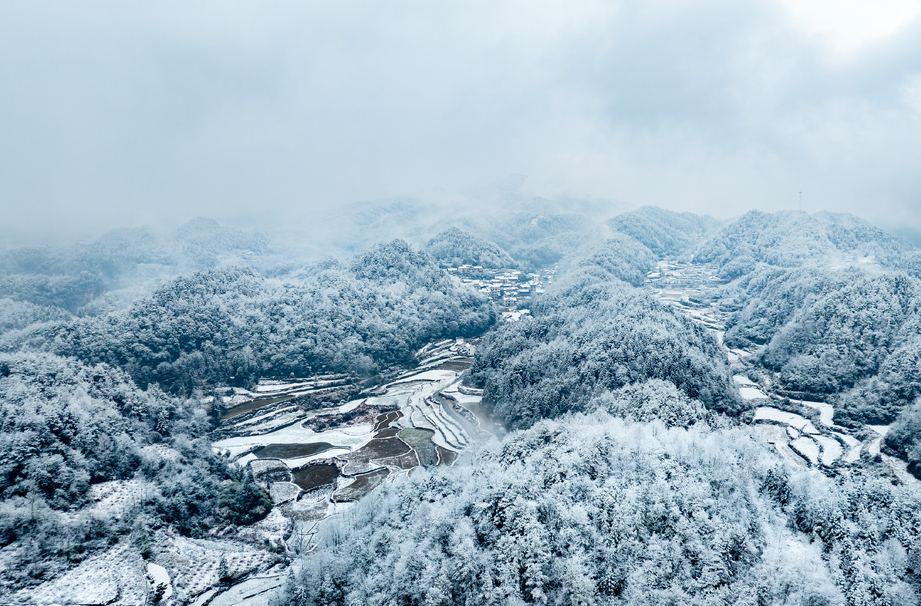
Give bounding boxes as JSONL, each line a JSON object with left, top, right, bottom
{"left": 813, "top": 435, "right": 843, "bottom": 467}
{"left": 796, "top": 400, "right": 836, "bottom": 428}
{"left": 214, "top": 420, "right": 376, "bottom": 459}
{"left": 12, "top": 544, "right": 148, "bottom": 605}
{"left": 754, "top": 407, "right": 819, "bottom": 435}
{"left": 790, "top": 437, "right": 820, "bottom": 465}
{"left": 733, "top": 375, "right": 769, "bottom": 400}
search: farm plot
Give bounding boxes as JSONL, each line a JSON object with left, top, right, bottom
{"left": 157, "top": 535, "right": 278, "bottom": 602}
{"left": 813, "top": 435, "right": 843, "bottom": 466}
{"left": 10, "top": 544, "right": 146, "bottom": 605}
{"left": 333, "top": 468, "right": 390, "bottom": 502}
{"left": 206, "top": 344, "right": 492, "bottom": 557}
{"left": 754, "top": 407, "right": 819, "bottom": 434}
{"left": 213, "top": 418, "right": 375, "bottom": 460}
{"left": 291, "top": 464, "right": 340, "bottom": 492}
{"left": 250, "top": 459, "right": 291, "bottom": 484}
{"left": 278, "top": 494, "right": 332, "bottom": 522}
{"left": 436, "top": 445, "right": 458, "bottom": 465}
{"left": 662, "top": 291, "right": 897, "bottom": 473}
{"left": 753, "top": 424, "right": 809, "bottom": 467}
{"left": 374, "top": 410, "right": 402, "bottom": 430}
{"left": 399, "top": 427, "right": 438, "bottom": 466}
{"left": 305, "top": 403, "right": 398, "bottom": 432}
{"left": 796, "top": 400, "right": 837, "bottom": 428}
{"left": 231, "top": 408, "right": 308, "bottom": 436}
{"left": 836, "top": 432, "right": 862, "bottom": 463}
{"left": 411, "top": 395, "right": 467, "bottom": 449}
{"left": 437, "top": 359, "right": 473, "bottom": 371}
{"left": 790, "top": 437, "right": 820, "bottom": 465}
{"left": 339, "top": 437, "right": 417, "bottom": 475}
{"left": 364, "top": 394, "right": 408, "bottom": 408}
{"left": 269, "top": 481, "right": 301, "bottom": 504}
{"left": 222, "top": 395, "right": 294, "bottom": 421}
{"left": 87, "top": 479, "right": 155, "bottom": 518}
{"left": 435, "top": 393, "right": 483, "bottom": 440}
{"left": 442, "top": 384, "right": 501, "bottom": 437}
{"left": 207, "top": 571, "right": 287, "bottom": 606}
{"left": 236, "top": 509, "right": 292, "bottom": 550}
{"left": 733, "top": 375, "right": 769, "bottom": 400}
{"left": 254, "top": 442, "right": 339, "bottom": 459}
{"left": 751, "top": 405, "right": 879, "bottom": 468}
{"left": 141, "top": 444, "right": 181, "bottom": 462}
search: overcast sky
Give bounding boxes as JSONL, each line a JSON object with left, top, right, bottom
{"left": 2, "top": 0, "right": 920, "bottom": 244}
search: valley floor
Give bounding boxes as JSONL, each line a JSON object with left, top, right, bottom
{"left": 650, "top": 262, "right": 919, "bottom": 488}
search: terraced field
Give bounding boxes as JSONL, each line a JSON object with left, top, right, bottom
{"left": 211, "top": 338, "right": 495, "bottom": 520}
{"left": 191, "top": 337, "right": 500, "bottom": 603}
{"left": 659, "top": 282, "right": 912, "bottom": 479}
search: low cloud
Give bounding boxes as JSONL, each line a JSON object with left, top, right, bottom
{"left": 1, "top": 0, "right": 919, "bottom": 243}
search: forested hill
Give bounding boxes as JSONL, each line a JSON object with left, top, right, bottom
{"left": 0, "top": 217, "right": 269, "bottom": 312}
{"left": 6, "top": 205, "right": 921, "bottom": 605}
{"left": 0, "top": 353, "right": 270, "bottom": 591}
{"left": 1, "top": 240, "right": 495, "bottom": 393}
{"left": 325, "top": 197, "right": 620, "bottom": 271}
{"left": 608, "top": 205, "right": 721, "bottom": 258}
{"left": 694, "top": 210, "right": 917, "bottom": 279}
{"left": 469, "top": 240, "right": 741, "bottom": 429}
{"left": 424, "top": 227, "right": 516, "bottom": 269}
{"left": 560, "top": 233, "right": 657, "bottom": 287}
{"left": 278, "top": 208, "right": 921, "bottom": 606}
{"left": 422, "top": 205, "right": 719, "bottom": 274}
{"left": 282, "top": 410, "right": 921, "bottom": 606}
{"left": 721, "top": 266, "right": 921, "bottom": 425}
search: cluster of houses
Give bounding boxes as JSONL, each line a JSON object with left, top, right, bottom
{"left": 646, "top": 260, "right": 723, "bottom": 304}
{"left": 445, "top": 265, "right": 555, "bottom": 318}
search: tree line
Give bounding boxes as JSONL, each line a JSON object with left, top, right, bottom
{"left": 2, "top": 240, "right": 495, "bottom": 394}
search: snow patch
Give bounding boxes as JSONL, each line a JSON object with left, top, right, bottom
{"left": 147, "top": 562, "right": 173, "bottom": 600}
{"left": 733, "top": 375, "right": 768, "bottom": 400}
{"left": 813, "top": 435, "right": 843, "bottom": 466}
{"left": 790, "top": 437, "right": 820, "bottom": 465}
{"left": 796, "top": 400, "right": 836, "bottom": 427}
{"left": 754, "top": 407, "right": 818, "bottom": 434}
{"left": 269, "top": 481, "right": 301, "bottom": 504}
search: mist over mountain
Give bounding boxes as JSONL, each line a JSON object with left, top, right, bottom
{"left": 4, "top": 0, "right": 921, "bottom": 601}
{"left": 694, "top": 210, "right": 918, "bottom": 279}
{"left": 609, "top": 206, "right": 722, "bottom": 259}
{"left": 3, "top": 203, "right": 921, "bottom": 605}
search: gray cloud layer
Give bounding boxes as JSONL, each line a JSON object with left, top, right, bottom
{"left": 1, "top": 0, "right": 920, "bottom": 243}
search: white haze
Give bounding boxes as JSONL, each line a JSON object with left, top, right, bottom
{"left": 1, "top": 0, "right": 920, "bottom": 245}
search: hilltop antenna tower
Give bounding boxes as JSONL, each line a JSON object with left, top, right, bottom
{"left": 799, "top": 191, "right": 802, "bottom": 212}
